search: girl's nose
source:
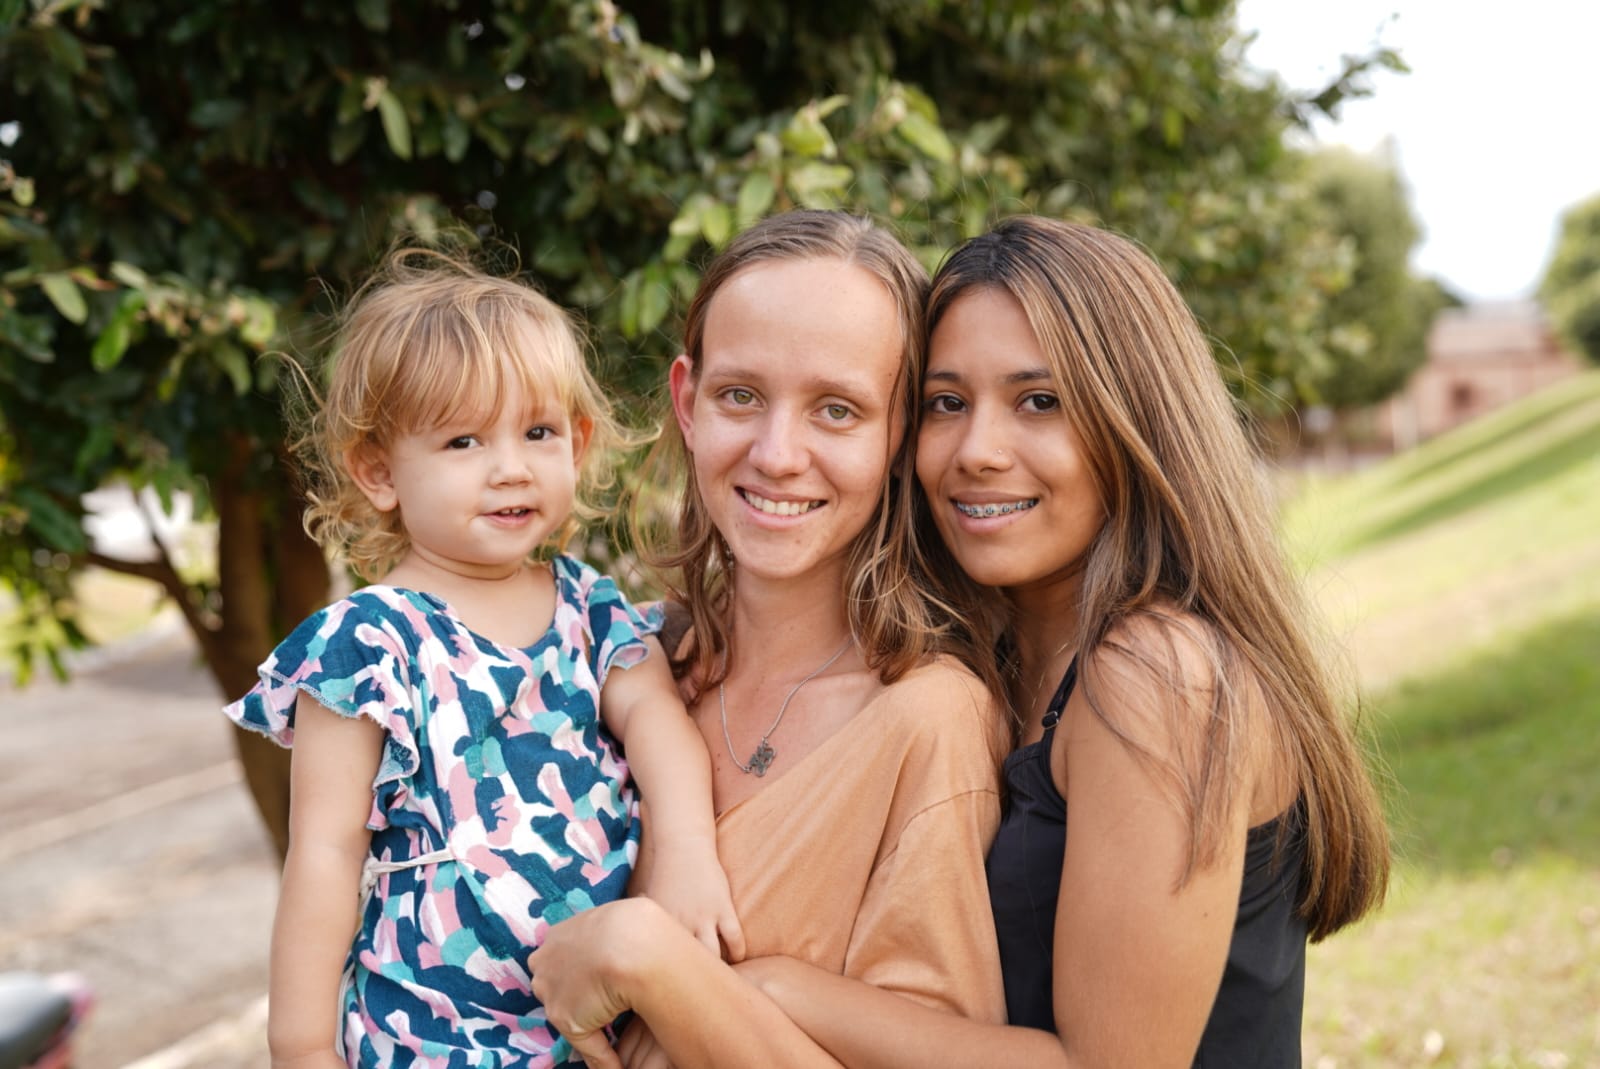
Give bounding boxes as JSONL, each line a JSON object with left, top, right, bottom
{"left": 953, "top": 411, "right": 1014, "bottom": 475}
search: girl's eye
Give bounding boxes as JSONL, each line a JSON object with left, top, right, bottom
{"left": 446, "top": 435, "right": 477, "bottom": 450}
{"left": 923, "top": 394, "right": 965, "bottom": 415}
{"left": 823, "top": 403, "right": 853, "bottom": 422}
{"left": 526, "top": 426, "right": 552, "bottom": 441}
{"left": 1021, "top": 392, "right": 1060, "bottom": 413}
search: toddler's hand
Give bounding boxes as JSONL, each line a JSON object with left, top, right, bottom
{"left": 644, "top": 843, "right": 746, "bottom": 962}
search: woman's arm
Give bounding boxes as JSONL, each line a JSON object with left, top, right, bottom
{"left": 529, "top": 897, "right": 849, "bottom": 1069}
{"left": 266, "top": 692, "right": 384, "bottom": 1069}
{"left": 600, "top": 637, "right": 744, "bottom": 960}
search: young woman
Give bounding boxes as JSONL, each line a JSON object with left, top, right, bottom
{"left": 727, "top": 216, "right": 1392, "bottom": 1068}
{"left": 525, "top": 211, "right": 1009, "bottom": 1068}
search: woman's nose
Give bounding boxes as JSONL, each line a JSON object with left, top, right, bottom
{"left": 748, "top": 409, "right": 809, "bottom": 477}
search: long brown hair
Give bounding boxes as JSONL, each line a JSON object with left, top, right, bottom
{"left": 638, "top": 210, "right": 995, "bottom": 702}
{"left": 920, "top": 215, "right": 1389, "bottom": 940}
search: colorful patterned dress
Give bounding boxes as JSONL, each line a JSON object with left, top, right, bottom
{"left": 225, "top": 554, "right": 658, "bottom": 1068}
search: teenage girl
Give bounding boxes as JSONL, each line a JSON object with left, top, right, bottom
{"left": 224, "top": 248, "right": 741, "bottom": 1069}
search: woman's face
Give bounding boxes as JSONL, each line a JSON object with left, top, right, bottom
{"left": 916, "top": 287, "right": 1106, "bottom": 594}
{"left": 670, "top": 257, "right": 905, "bottom": 588}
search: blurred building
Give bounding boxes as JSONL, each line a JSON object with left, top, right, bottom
{"left": 1383, "top": 301, "right": 1584, "bottom": 450}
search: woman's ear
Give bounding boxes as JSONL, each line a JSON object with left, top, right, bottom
{"left": 345, "top": 444, "right": 399, "bottom": 512}
{"left": 668, "top": 354, "right": 697, "bottom": 452}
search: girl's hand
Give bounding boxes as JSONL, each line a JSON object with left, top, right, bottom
{"left": 642, "top": 842, "right": 746, "bottom": 962}
{"left": 617, "top": 1017, "right": 676, "bottom": 1069}
{"left": 530, "top": 899, "right": 666, "bottom": 1069}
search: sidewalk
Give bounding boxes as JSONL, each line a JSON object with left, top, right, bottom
{"left": 1, "top": 627, "right": 274, "bottom": 1069}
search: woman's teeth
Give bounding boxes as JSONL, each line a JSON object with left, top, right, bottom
{"left": 742, "top": 490, "right": 822, "bottom": 517}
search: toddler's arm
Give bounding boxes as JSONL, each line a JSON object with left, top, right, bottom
{"left": 601, "top": 637, "right": 745, "bottom": 961}
{"left": 268, "top": 692, "right": 384, "bottom": 1069}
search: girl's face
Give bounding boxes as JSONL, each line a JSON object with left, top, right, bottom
{"left": 352, "top": 378, "right": 590, "bottom": 581}
{"left": 670, "top": 257, "right": 904, "bottom": 589}
{"left": 916, "top": 287, "right": 1106, "bottom": 596}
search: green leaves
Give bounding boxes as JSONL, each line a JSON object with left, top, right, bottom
{"left": 39, "top": 273, "right": 86, "bottom": 324}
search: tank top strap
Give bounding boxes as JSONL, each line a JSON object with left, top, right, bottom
{"left": 1039, "top": 656, "right": 1079, "bottom": 732}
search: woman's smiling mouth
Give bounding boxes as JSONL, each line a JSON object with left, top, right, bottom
{"left": 739, "top": 488, "right": 824, "bottom": 517}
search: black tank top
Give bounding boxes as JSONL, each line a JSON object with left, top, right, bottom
{"left": 985, "top": 660, "right": 1308, "bottom": 1067}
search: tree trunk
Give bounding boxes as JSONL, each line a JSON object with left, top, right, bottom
{"left": 201, "top": 436, "right": 328, "bottom": 862}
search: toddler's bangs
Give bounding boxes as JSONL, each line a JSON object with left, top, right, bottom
{"left": 396, "top": 300, "right": 581, "bottom": 434}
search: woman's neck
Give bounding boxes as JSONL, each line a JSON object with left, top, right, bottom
{"left": 724, "top": 569, "right": 853, "bottom": 675}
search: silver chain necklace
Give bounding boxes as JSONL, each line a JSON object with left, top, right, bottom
{"left": 718, "top": 637, "right": 853, "bottom": 777}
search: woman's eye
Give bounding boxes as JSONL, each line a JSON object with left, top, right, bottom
{"left": 726, "top": 387, "right": 755, "bottom": 406}
{"left": 1022, "top": 392, "right": 1060, "bottom": 413}
{"left": 823, "top": 403, "right": 853, "bottom": 421}
{"left": 924, "top": 394, "right": 964, "bottom": 415}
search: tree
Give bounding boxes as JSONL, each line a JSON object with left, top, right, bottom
{"left": 1, "top": 0, "right": 1384, "bottom": 852}
{"left": 1301, "top": 145, "right": 1457, "bottom": 409}
{"left": 1539, "top": 192, "right": 1600, "bottom": 364}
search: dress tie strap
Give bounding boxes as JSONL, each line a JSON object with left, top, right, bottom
{"left": 358, "top": 847, "right": 455, "bottom": 899}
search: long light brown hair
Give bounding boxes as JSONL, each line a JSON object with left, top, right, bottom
{"left": 919, "top": 215, "right": 1389, "bottom": 940}
{"left": 294, "top": 246, "right": 633, "bottom": 580}
{"left": 639, "top": 210, "right": 995, "bottom": 701}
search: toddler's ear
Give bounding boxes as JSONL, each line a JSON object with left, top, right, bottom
{"left": 346, "top": 444, "right": 399, "bottom": 512}
{"left": 571, "top": 416, "right": 594, "bottom": 463}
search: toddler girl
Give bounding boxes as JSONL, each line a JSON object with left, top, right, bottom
{"left": 224, "top": 248, "right": 741, "bottom": 1069}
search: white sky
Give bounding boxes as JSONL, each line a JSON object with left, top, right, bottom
{"left": 1237, "top": 0, "right": 1600, "bottom": 303}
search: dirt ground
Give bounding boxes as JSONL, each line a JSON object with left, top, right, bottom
{"left": 1, "top": 623, "right": 274, "bottom": 1069}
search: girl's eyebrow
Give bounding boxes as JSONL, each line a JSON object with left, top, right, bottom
{"left": 925, "top": 366, "right": 1052, "bottom": 386}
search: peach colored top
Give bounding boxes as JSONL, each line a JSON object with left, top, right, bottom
{"left": 717, "top": 657, "right": 1007, "bottom": 1023}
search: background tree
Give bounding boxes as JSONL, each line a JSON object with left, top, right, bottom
{"left": 1539, "top": 192, "right": 1600, "bottom": 364}
{"left": 1302, "top": 144, "right": 1459, "bottom": 409}
{"left": 1, "top": 0, "right": 1389, "bottom": 852}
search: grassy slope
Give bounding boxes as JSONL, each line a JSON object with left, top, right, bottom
{"left": 1282, "top": 371, "right": 1600, "bottom": 1068}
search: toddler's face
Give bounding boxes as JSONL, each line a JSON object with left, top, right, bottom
{"left": 354, "top": 382, "right": 589, "bottom": 580}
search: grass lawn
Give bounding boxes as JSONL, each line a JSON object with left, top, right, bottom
{"left": 1285, "top": 371, "right": 1600, "bottom": 1067}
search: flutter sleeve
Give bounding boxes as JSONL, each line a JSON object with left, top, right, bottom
{"left": 559, "top": 555, "right": 665, "bottom": 686}
{"left": 221, "top": 591, "right": 424, "bottom": 827}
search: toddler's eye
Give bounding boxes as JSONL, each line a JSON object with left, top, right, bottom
{"left": 446, "top": 435, "right": 477, "bottom": 449}
{"left": 527, "top": 426, "right": 552, "bottom": 441}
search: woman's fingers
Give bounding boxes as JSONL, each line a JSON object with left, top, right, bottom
{"left": 566, "top": 1027, "right": 624, "bottom": 1069}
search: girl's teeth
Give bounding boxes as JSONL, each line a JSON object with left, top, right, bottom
{"left": 957, "top": 499, "right": 1037, "bottom": 518}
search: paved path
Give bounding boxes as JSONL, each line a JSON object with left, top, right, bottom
{"left": 1, "top": 626, "right": 274, "bottom": 1068}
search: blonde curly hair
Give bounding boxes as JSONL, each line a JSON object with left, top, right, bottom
{"left": 292, "top": 246, "right": 634, "bottom": 581}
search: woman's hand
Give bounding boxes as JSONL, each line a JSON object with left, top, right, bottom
{"left": 530, "top": 899, "right": 675, "bottom": 1069}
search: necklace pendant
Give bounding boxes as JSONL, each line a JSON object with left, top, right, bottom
{"left": 748, "top": 739, "right": 777, "bottom": 777}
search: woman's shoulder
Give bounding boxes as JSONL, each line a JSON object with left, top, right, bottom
{"left": 868, "top": 654, "right": 1006, "bottom": 754}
